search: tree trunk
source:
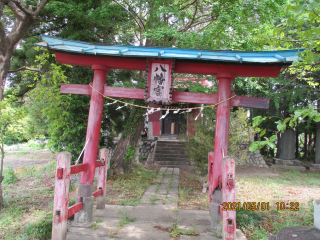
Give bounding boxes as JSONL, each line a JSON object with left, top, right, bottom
{"left": 112, "top": 116, "right": 144, "bottom": 174}
{"left": 0, "top": 129, "right": 4, "bottom": 210}
{"left": 0, "top": 47, "right": 14, "bottom": 101}
{"left": 313, "top": 130, "right": 316, "bottom": 154}
{"left": 308, "top": 131, "right": 312, "bottom": 157}
{"left": 276, "top": 132, "right": 281, "bottom": 158}
{"left": 0, "top": 176, "right": 3, "bottom": 210}
{"left": 304, "top": 131, "right": 308, "bottom": 160}
{"left": 295, "top": 131, "right": 299, "bottom": 159}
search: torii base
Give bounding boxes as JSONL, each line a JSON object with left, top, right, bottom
{"left": 210, "top": 189, "right": 223, "bottom": 233}
{"left": 74, "top": 184, "right": 94, "bottom": 224}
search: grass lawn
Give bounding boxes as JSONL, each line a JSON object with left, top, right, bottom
{"left": 105, "top": 166, "right": 158, "bottom": 206}
{"left": 179, "top": 167, "right": 319, "bottom": 240}
{"left": 1, "top": 153, "right": 318, "bottom": 240}
{"left": 1, "top": 161, "right": 57, "bottom": 239}
{"left": 0, "top": 162, "right": 157, "bottom": 239}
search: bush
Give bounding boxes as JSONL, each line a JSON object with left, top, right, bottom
{"left": 2, "top": 167, "right": 18, "bottom": 184}
{"left": 236, "top": 209, "right": 263, "bottom": 229}
{"left": 139, "top": 156, "right": 147, "bottom": 163}
{"left": 27, "top": 140, "right": 46, "bottom": 150}
{"left": 123, "top": 144, "right": 135, "bottom": 171}
{"left": 180, "top": 108, "right": 254, "bottom": 175}
{"left": 25, "top": 213, "right": 52, "bottom": 240}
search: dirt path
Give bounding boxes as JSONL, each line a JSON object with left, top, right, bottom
{"left": 3, "top": 149, "right": 57, "bottom": 169}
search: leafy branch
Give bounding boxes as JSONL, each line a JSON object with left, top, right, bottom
{"left": 249, "top": 106, "right": 320, "bottom": 152}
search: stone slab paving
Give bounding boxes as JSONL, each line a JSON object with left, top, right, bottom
{"left": 67, "top": 204, "right": 246, "bottom": 240}
{"left": 67, "top": 167, "right": 247, "bottom": 239}
{"left": 141, "top": 167, "right": 179, "bottom": 206}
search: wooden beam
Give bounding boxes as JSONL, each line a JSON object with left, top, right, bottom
{"left": 70, "top": 163, "right": 88, "bottom": 175}
{"left": 60, "top": 84, "right": 269, "bottom": 109}
{"left": 60, "top": 83, "right": 91, "bottom": 95}
{"left": 92, "top": 189, "right": 102, "bottom": 198}
{"left": 231, "top": 96, "right": 269, "bottom": 109}
{"left": 68, "top": 202, "right": 83, "bottom": 218}
{"left": 55, "top": 52, "right": 283, "bottom": 78}
{"left": 95, "top": 160, "right": 104, "bottom": 168}
{"left": 172, "top": 91, "right": 218, "bottom": 104}
{"left": 104, "top": 86, "right": 145, "bottom": 99}
{"left": 174, "top": 62, "right": 282, "bottom": 78}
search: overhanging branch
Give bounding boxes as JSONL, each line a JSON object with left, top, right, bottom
{"left": 10, "top": 0, "right": 32, "bottom": 17}
{"left": 34, "top": 0, "right": 51, "bottom": 16}
{"left": 8, "top": 66, "right": 41, "bottom": 73}
{"left": 7, "top": 1, "right": 24, "bottom": 19}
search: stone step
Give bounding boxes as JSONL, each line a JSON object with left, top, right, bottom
{"left": 157, "top": 165, "right": 189, "bottom": 168}
{"left": 157, "top": 143, "right": 185, "bottom": 147}
{"left": 154, "top": 161, "right": 190, "bottom": 166}
{"left": 154, "top": 158, "right": 189, "bottom": 162}
{"left": 157, "top": 143, "right": 185, "bottom": 146}
{"left": 157, "top": 141, "right": 184, "bottom": 144}
{"left": 155, "top": 151, "right": 188, "bottom": 155}
{"left": 156, "top": 147, "right": 186, "bottom": 151}
{"left": 154, "top": 154, "right": 189, "bottom": 158}
{"left": 155, "top": 149, "right": 186, "bottom": 153}
{"left": 154, "top": 155, "right": 188, "bottom": 159}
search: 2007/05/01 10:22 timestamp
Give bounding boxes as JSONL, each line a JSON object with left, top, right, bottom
{"left": 222, "top": 202, "right": 300, "bottom": 211}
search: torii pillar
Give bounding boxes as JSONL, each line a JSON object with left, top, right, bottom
{"left": 209, "top": 73, "right": 234, "bottom": 233}
{"left": 74, "top": 64, "right": 110, "bottom": 223}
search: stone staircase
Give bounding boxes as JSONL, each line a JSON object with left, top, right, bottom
{"left": 153, "top": 140, "right": 190, "bottom": 166}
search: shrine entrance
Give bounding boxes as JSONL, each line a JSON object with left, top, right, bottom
{"left": 161, "top": 108, "right": 187, "bottom": 136}
{"left": 38, "top": 35, "right": 302, "bottom": 240}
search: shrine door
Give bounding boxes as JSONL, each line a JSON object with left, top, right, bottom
{"left": 162, "top": 110, "right": 186, "bottom": 135}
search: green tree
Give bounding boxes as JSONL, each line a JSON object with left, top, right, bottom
{"left": 0, "top": 0, "right": 51, "bottom": 101}
{"left": 5, "top": 0, "right": 295, "bottom": 171}
{"left": 5, "top": 1, "right": 135, "bottom": 163}
{"left": 243, "top": 0, "right": 320, "bottom": 156}
{"left": 0, "top": 97, "right": 25, "bottom": 209}
{"left": 234, "top": 72, "right": 319, "bottom": 158}
{"left": 181, "top": 108, "right": 254, "bottom": 175}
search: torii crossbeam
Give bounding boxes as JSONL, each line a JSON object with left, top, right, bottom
{"left": 37, "top": 35, "right": 301, "bottom": 240}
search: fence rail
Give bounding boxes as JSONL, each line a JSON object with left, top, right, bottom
{"left": 52, "top": 148, "right": 109, "bottom": 240}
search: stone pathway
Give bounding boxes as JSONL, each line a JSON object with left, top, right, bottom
{"left": 140, "top": 167, "right": 179, "bottom": 207}
{"left": 67, "top": 167, "right": 247, "bottom": 239}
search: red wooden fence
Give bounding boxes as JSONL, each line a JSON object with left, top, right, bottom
{"left": 51, "top": 148, "right": 109, "bottom": 240}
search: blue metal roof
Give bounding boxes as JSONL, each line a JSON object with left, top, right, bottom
{"left": 37, "top": 35, "right": 303, "bottom": 64}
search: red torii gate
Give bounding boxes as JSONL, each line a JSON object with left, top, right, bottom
{"left": 38, "top": 35, "right": 300, "bottom": 239}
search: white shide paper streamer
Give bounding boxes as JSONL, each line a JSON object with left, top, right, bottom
{"left": 115, "top": 103, "right": 128, "bottom": 110}
{"left": 195, "top": 107, "right": 204, "bottom": 120}
{"left": 160, "top": 109, "right": 170, "bottom": 120}
{"left": 105, "top": 100, "right": 117, "bottom": 106}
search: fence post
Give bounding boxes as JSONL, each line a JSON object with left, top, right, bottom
{"left": 97, "top": 148, "right": 109, "bottom": 209}
{"left": 52, "top": 152, "right": 71, "bottom": 240}
{"left": 222, "top": 157, "right": 236, "bottom": 240}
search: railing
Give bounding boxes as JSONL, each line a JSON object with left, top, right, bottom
{"left": 52, "top": 148, "right": 109, "bottom": 240}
